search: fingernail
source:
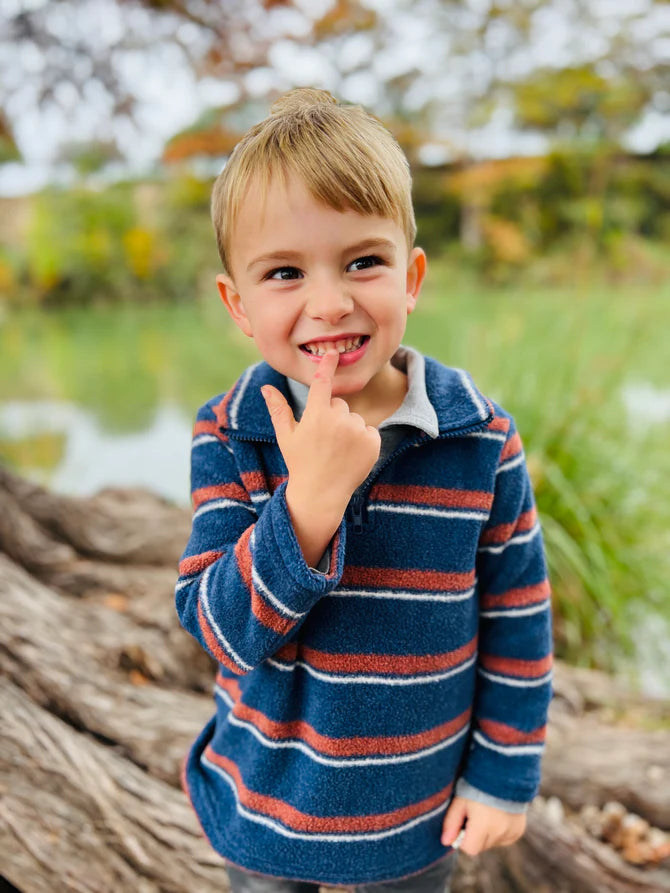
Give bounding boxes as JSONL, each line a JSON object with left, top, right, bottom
{"left": 260, "top": 386, "right": 271, "bottom": 400}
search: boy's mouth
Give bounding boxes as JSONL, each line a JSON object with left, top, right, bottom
{"left": 299, "top": 335, "right": 369, "bottom": 356}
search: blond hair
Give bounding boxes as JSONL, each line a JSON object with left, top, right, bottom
{"left": 211, "top": 88, "right": 416, "bottom": 275}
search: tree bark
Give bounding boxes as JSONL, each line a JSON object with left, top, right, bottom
{"left": 1, "top": 465, "right": 668, "bottom": 892}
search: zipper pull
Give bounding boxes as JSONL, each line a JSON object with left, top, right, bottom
{"left": 349, "top": 495, "right": 365, "bottom": 533}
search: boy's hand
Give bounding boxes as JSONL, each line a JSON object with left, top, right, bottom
{"left": 261, "top": 349, "right": 381, "bottom": 517}
{"left": 441, "top": 796, "right": 527, "bottom": 856}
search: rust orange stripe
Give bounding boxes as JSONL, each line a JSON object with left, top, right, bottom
{"left": 480, "top": 507, "right": 537, "bottom": 545}
{"left": 224, "top": 697, "right": 472, "bottom": 756}
{"left": 216, "top": 673, "right": 243, "bottom": 702}
{"left": 204, "top": 745, "right": 453, "bottom": 832}
{"left": 179, "top": 549, "right": 223, "bottom": 577}
{"left": 480, "top": 652, "right": 553, "bottom": 678}
{"left": 274, "top": 635, "right": 477, "bottom": 676}
{"left": 234, "top": 525, "right": 298, "bottom": 637}
{"left": 478, "top": 718, "right": 546, "bottom": 745}
{"left": 487, "top": 417, "right": 509, "bottom": 433}
{"left": 341, "top": 566, "right": 475, "bottom": 592}
{"left": 240, "top": 471, "right": 286, "bottom": 494}
{"left": 500, "top": 431, "right": 523, "bottom": 462}
{"left": 370, "top": 484, "right": 493, "bottom": 511}
{"left": 214, "top": 389, "right": 235, "bottom": 430}
{"left": 480, "top": 579, "right": 550, "bottom": 610}
{"left": 193, "top": 483, "right": 250, "bottom": 509}
{"left": 193, "top": 419, "right": 219, "bottom": 436}
{"left": 197, "top": 599, "right": 244, "bottom": 674}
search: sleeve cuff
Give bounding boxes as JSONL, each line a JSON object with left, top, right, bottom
{"left": 269, "top": 481, "right": 346, "bottom": 595}
{"left": 455, "top": 777, "right": 529, "bottom": 814}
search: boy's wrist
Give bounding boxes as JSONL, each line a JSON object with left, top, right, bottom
{"left": 285, "top": 481, "right": 348, "bottom": 523}
{"left": 285, "top": 483, "right": 346, "bottom": 570}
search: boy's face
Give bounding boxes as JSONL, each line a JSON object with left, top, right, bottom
{"left": 217, "top": 174, "right": 426, "bottom": 407}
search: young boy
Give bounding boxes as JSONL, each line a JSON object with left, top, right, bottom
{"left": 175, "top": 88, "right": 553, "bottom": 892}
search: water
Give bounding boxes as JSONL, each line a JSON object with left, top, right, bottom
{"left": 0, "top": 399, "right": 193, "bottom": 507}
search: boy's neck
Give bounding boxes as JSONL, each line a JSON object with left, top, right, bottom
{"left": 341, "top": 362, "right": 409, "bottom": 428}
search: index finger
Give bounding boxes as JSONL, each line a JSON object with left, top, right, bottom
{"left": 305, "top": 348, "right": 339, "bottom": 412}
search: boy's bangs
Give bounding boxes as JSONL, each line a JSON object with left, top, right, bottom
{"left": 286, "top": 148, "right": 400, "bottom": 224}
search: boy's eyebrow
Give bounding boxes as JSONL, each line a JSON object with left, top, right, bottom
{"left": 246, "top": 238, "right": 397, "bottom": 273}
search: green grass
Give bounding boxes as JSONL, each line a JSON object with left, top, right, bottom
{"left": 413, "top": 262, "right": 670, "bottom": 676}
{"left": 1, "top": 266, "right": 669, "bottom": 681}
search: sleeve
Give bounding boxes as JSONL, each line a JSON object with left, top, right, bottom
{"left": 460, "top": 415, "right": 553, "bottom": 804}
{"left": 454, "top": 778, "right": 528, "bottom": 815}
{"left": 174, "top": 402, "right": 347, "bottom": 675}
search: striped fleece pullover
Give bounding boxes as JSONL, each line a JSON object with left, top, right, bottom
{"left": 175, "top": 349, "right": 553, "bottom": 887}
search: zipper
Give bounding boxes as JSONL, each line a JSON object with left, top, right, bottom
{"left": 344, "top": 411, "right": 495, "bottom": 534}
{"left": 349, "top": 494, "right": 365, "bottom": 533}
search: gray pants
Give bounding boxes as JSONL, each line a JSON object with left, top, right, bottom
{"left": 225, "top": 852, "right": 456, "bottom": 892}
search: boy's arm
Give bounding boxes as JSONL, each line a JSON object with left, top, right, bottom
{"left": 442, "top": 415, "right": 552, "bottom": 852}
{"left": 175, "top": 407, "right": 347, "bottom": 675}
{"left": 463, "top": 415, "right": 553, "bottom": 801}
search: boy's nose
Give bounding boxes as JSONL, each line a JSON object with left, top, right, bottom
{"left": 304, "top": 283, "right": 354, "bottom": 321}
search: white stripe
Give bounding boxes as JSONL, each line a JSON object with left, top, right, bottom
{"left": 481, "top": 600, "right": 550, "bottom": 619}
{"left": 478, "top": 668, "right": 553, "bottom": 688}
{"left": 193, "top": 498, "right": 256, "bottom": 521}
{"left": 370, "top": 504, "right": 489, "bottom": 522}
{"left": 229, "top": 363, "right": 259, "bottom": 429}
{"left": 466, "top": 431, "right": 506, "bottom": 442}
{"left": 331, "top": 587, "right": 475, "bottom": 604}
{"left": 175, "top": 577, "right": 191, "bottom": 591}
{"left": 266, "top": 654, "right": 477, "bottom": 686}
{"left": 478, "top": 524, "right": 540, "bottom": 554}
{"left": 496, "top": 452, "right": 525, "bottom": 475}
{"left": 251, "top": 565, "right": 307, "bottom": 620}
{"left": 200, "top": 753, "right": 449, "bottom": 842}
{"left": 457, "top": 368, "right": 488, "bottom": 421}
{"left": 192, "top": 434, "right": 219, "bottom": 447}
{"left": 473, "top": 730, "right": 545, "bottom": 756}
{"left": 215, "top": 685, "right": 470, "bottom": 767}
{"left": 199, "top": 564, "right": 254, "bottom": 672}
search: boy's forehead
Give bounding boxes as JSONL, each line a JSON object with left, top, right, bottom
{"left": 236, "top": 171, "right": 403, "bottom": 239}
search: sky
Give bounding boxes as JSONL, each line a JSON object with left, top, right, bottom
{"left": 0, "top": 0, "right": 669, "bottom": 195}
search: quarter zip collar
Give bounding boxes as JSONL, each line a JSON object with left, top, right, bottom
{"left": 216, "top": 348, "right": 494, "bottom": 441}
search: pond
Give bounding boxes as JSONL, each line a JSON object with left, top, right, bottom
{"left": 0, "top": 398, "right": 193, "bottom": 506}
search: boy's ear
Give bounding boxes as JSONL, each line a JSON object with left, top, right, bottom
{"left": 405, "top": 247, "right": 427, "bottom": 315}
{"left": 216, "top": 274, "right": 253, "bottom": 338}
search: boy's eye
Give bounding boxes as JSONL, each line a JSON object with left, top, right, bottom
{"left": 347, "top": 255, "right": 384, "bottom": 272}
{"left": 266, "top": 266, "right": 302, "bottom": 281}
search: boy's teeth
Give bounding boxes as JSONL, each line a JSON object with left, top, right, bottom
{"left": 304, "top": 336, "right": 364, "bottom": 355}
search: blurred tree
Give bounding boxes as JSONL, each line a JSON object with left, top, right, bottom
{"left": 1, "top": 0, "right": 668, "bottom": 171}
{"left": 510, "top": 66, "right": 652, "bottom": 145}
{"left": 58, "top": 140, "right": 124, "bottom": 177}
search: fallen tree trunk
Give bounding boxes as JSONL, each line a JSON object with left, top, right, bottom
{"left": 1, "top": 679, "right": 230, "bottom": 893}
{"left": 1, "top": 465, "right": 669, "bottom": 892}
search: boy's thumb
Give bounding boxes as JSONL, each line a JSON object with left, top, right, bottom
{"left": 441, "top": 797, "right": 467, "bottom": 847}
